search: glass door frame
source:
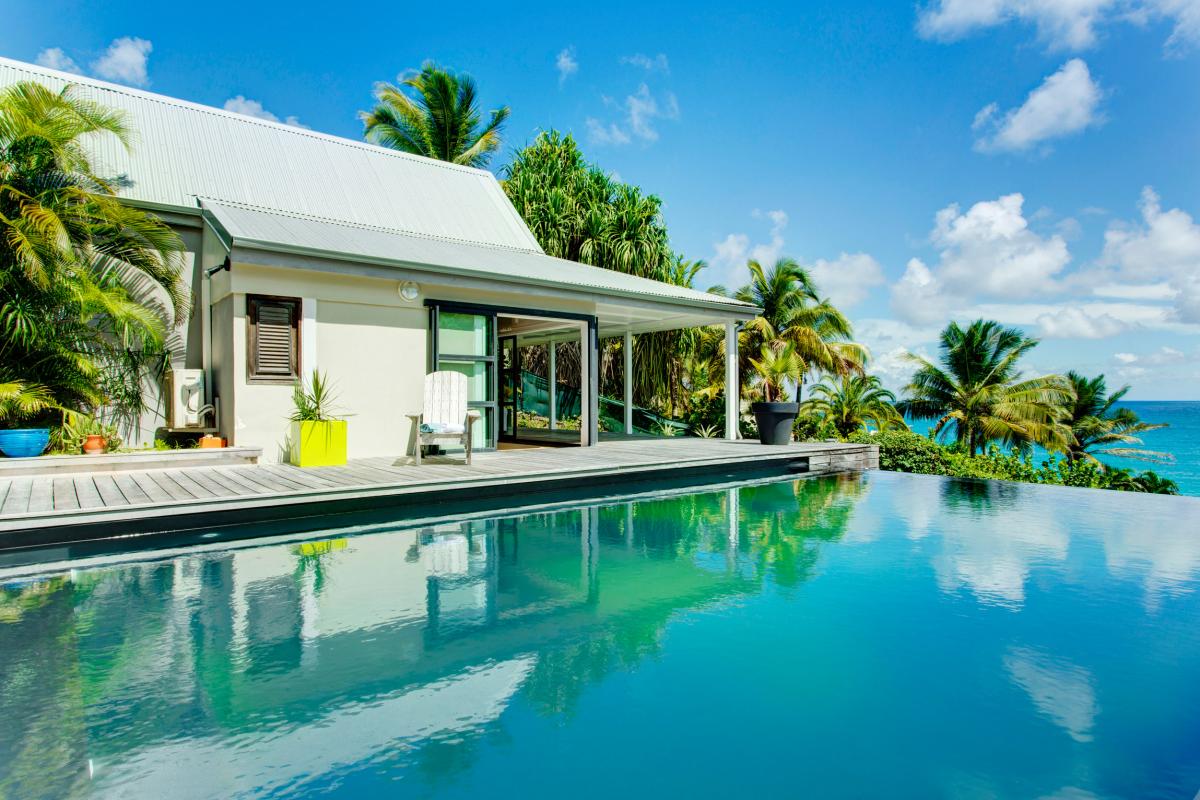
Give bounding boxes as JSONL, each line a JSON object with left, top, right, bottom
{"left": 428, "top": 302, "right": 499, "bottom": 450}
{"left": 499, "top": 334, "right": 519, "bottom": 443}
{"left": 426, "top": 300, "right": 598, "bottom": 450}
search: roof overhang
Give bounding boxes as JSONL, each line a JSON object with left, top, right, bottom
{"left": 200, "top": 200, "right": 759, "bottom": 331}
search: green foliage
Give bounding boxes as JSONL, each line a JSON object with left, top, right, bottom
{"left": 0, "top": 380, "right": 55, "bottom": 427}
{"left": 800, "top": 374, "right": 904, "bottom": 437}
{"left": 503, "top": 131, "right": 673, "bottom": 280}
{"left": 503, "top": 131, "right": 691, "bottom": 413}
{"left": 361, "top": 62, "right": 510, "bottom": 167}
{"left": 0, "top": 81, "right": 186, "bottom": 427}
{"left": 49, "top": 411, "right": 121, "bottom": 454}
{"left": 898, "top": 319, "right": 1072, "bottom": 456}
{"left": 290, "top": 370, "right": 345, "bottom": 422}
{"left": 847, "top": 429, "right": 948, "bottom": 474}
{"left": 1064, "top": 371, "right": 1171, "bottom": 465}
{"left": 848, "top": 429, "right": 1178, "bottom": 495}
{"left": 749, "top": 342, "right": 804, "bottom": 402}
{"left": 724, "top": 258, "right": 866, "bottom": 399}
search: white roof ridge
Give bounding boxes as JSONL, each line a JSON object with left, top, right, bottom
{"left": 0, "top": 55, "right": 498, "bottom": 180}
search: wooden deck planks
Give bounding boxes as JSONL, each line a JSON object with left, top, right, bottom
{"left": 1, "top": 479, "right": 32, "bottom": 515}
{"left": 113, "top": 473, "right": 151, "bottom": 505}
{"left": 91, "top": 475, "right": 129, "bottom": 507}
{"left": 52, "top": 478, "right": 79, "bottom": 510}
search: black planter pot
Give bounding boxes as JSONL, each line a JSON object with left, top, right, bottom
{"left": 751, "top": 402, "right": 799, "bottom": 445}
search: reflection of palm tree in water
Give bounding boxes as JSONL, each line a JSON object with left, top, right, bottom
{"left": 743, "top": 475, "right": 865, "bottom": 589}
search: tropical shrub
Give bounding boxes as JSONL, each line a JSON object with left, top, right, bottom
{"left": 847, "top": 429, "right": 947, "bottom": 474}
{"left": 847, "top": 429, "right": 1178, "bottom": 494}
{"left": 0, "top": 81, "right": 186, "bottom": 432}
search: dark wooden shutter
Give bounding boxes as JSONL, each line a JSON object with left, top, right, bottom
{"left": 248, "top": 296, "right": 300, "bottom": 382}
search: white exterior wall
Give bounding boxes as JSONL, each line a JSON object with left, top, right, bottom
{"left": 316, "top": 301, "right": 427, "bottom": 459}
{"left": 218, "top": 264, "right": 430, "bottom": 462}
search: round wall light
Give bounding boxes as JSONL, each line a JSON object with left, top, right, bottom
{"left": 398, "top": 280, "right": 420, "bottom": 301}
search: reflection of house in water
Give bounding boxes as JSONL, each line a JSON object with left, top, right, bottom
{"left": 2, "top": 485, "right": 786, "bottom": 798}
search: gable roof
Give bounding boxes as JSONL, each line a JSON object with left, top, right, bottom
{"left": 0, "top": 56, "right": 542, "bottom": 252}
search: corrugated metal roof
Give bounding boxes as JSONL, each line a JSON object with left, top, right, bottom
{"left": 0, "top": 57, "right": 542, "bottom": 252}
{"left": 204, "top": 200, "right": 757, "bottom": 315}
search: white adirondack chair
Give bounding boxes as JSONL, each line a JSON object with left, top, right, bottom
{"left": 406, "top": 371, "right": 481, "bottom": 465}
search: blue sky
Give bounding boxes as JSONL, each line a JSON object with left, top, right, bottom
{"left": 4, "top": 0, "right": 1199, "bottom": 397}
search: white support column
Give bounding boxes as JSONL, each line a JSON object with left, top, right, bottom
{"left": 725, "top": 321, "right": 739, "bottom": 440}
{"left": 548, "top": 341, "right": 557, "bottom": 430}
{"left": 579, "top": 322, "right": 590, "bottom": 446}
{"left": 623, "top": 330, "right": 634, "bottom": 436}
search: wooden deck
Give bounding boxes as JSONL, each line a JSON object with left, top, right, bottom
{"left": 0, "top": 438, "right": 877, "bottom": 552}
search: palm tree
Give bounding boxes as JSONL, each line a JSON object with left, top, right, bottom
{"left": 898, "top": 320, "right": 1072, "bottom": 456}
{"left": 749, "top": 343, "right": 804, "bottom": 402}
{"left": 800, "top": 374, "right": 905, "bottom": 437}
{"left": 1064, "top": 371, "right": 1170, "bottom": 465}
{"left": 361, "top": 62, "right": 510, "bottom": 168}
{"left": 0, "top": 81, "right": 186, "bottom": 422}
{"left": 0, "top": 380, "right": 54, "bottom": 424}
{"left": 726, "top": 258, "right": 866, "bottom": 400}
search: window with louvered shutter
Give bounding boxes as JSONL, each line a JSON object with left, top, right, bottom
{"left": 248, "top": 296, "right": 300, "bottom": 383}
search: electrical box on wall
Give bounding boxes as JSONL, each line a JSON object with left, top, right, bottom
{"left": 165, "top": 369, "right": 206, "bottom": 428}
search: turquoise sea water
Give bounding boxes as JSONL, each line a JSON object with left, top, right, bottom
{"left": 907, "top": 400, "right": 1200, "bottom": 496}
{"left": 1, "top": 472, "right": 1198, "bottom": 799}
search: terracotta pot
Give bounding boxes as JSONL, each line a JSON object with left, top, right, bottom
{"left": 82, "top": 434, "right": 106, "bottom": 455}
{"left": 198, "top": 435, "right": 225, "bottom": 449}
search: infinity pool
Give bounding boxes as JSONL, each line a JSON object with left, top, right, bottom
{"left": 1, "top": 471, "right": 1198, "bottom": 799}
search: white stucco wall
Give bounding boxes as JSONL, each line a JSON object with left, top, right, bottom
{"left": 217, "top": 264, "right": 429, "bottom": 462}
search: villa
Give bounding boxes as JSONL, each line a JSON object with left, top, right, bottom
{"left": 0, "top": 56, "right": 755, "bottom": 461}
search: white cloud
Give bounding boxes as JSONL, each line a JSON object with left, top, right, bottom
{"left": 1035, "top": 305, "right": 1130, "bottom": 337}
{"left": 708, "top": 233, "right": 750, "bottom": 289}
{"left": 620, "top": 53, "right": 670, "bottom": 72}
{"left": 1099, "top": 187, "right": 1200, "bottom": 322}
{"left": 35, "top": 47, "right": 81, "bottom": 74}
{"left": 586, "top": 83, "right": 679, "bottom": 147}
{"left": 746, "top": 208, "right": 788, "bottom": 266}
{"left": 91, "top": 36, "right": 152, "bottom": 87}
{"left": 917, "top": 0, "right": 1118, "bottom": 49}
{"left": 967, "top": 299, "right": 1175, "bottom": 329}
{"left": 584, "top": 117, "right": 631, "bottom": 146}
{"left": 1092, "top": 281, "right": 1177, "bottom": 300}
{"left": 810, "top": 252, "right": 886, "bottom": 308}
{"left": 555, "top": 47, "right": 578, "bottom": 85}
{"left": 893, "top": 193, "right": 1071, "bottom": 323}
{"left": 916, "top": 0, "right": 1200, "bottom": 52}
{"left": 222, "top": 96, "right": 307, "bottom": 128}
{"left": 1114, "top": 351, "right": 1139, "bottom": 363}
{"left": 974, "top": 59, "right": 1103, "bottom": 153}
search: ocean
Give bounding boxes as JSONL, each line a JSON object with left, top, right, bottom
{"left": 906, "top": 400, "right": 1200, "bottom": 497}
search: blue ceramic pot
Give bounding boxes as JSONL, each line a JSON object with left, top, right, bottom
{"left": 0, "top": 428, "right": 51, "bottom": 458}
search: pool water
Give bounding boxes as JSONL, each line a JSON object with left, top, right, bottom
{"left": 1, "top": 472, "right": 1198, "bottom": 799}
